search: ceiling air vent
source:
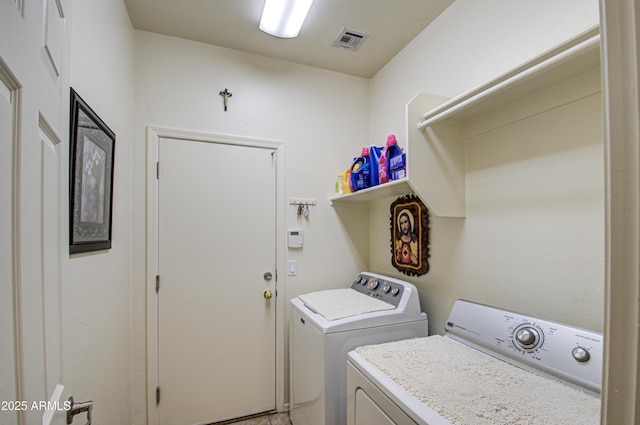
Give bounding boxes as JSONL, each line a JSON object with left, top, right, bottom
{"left": 332, "top": 27, "right": 369, "bottom": 52}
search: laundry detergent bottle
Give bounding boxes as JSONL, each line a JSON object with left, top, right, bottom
{"left": 343, "top": 166, "right": 352, "bottom": 194}
{"left": 368, "top": 144, "right": 383, "bottom": 187}
{"left": 378, "top": 135, "right": 393, "bottom": 184}
{"left": 350, "top": 147, "right": 371, "bottom": 191}
{"left": 386, "top": 134, "right": 406, "bottom": 180}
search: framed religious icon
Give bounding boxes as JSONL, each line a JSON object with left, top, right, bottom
{"left": 390, "top": 195, "right": 429, "bottom": 276}
{"left": 69, "top": 88, "right": 116, "bottom": 254}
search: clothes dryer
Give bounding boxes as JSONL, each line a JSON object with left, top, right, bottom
{"left": 346, "top": 299, "right": 602, "bottom": 425}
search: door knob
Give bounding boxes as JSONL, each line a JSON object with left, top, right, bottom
{"left": 264, "top": 289, "right": 273, "bottom": 299}
{"left": 67, "top": 397, "right": 92, "bottom": 425}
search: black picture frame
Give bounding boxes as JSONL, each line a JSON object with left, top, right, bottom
{"left": 69, "top": 88, "right": 116, "bottom": 254}
{"left": 390, "top": 195, "right": 429, "bottom": 276}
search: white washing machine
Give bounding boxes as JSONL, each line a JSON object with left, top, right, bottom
{"left": 289, "top": 272, "right": 428, "bottom": 425}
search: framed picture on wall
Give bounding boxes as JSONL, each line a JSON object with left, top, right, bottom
{"left": 69, "top": 88, "right": 116, "bottom": 254}
{"left": 390, "top": 195, "right": 429, "bottom": 276}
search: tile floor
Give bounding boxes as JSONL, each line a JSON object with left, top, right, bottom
{"left": 224, "top": 412, "right": 291, "bottom": 425}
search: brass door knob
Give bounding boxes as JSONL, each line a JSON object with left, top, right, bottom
{"left": 263, "top": 289, "right": 273, "bottom": 299}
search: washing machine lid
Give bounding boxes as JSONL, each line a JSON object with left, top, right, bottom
{"left": 299, "top": 288, "right": 395, "bottom": 321}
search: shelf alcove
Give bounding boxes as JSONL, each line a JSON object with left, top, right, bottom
{"left": 330, "top": 26, "right": 601, "bottom": 219}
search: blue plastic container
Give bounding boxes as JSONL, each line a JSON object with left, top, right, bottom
{"left": 368, "top": 145, "right": 383, "bottom": 187}
{"left": 350, "top": 147, "right": 371, "bottom": 191}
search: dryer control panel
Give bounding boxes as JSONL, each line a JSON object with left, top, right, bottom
{"left": 350, "top": 273, "right": 406, "bottom": 307}
{"left": 445, "top": 299, "right": 603, "bottom": 394}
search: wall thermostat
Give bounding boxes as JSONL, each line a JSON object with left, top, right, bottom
{"left": 288, "top": 230, "right": 304, "bottom": 248}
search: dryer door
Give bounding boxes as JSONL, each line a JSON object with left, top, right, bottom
{"left": 355, "top": 389, "right": 396, "bottom": 425}
{"left": 347, "top": 360, "right": 419, "bottom": 425}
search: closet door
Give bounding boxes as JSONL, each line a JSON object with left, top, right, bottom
{"left": 1, "top": 1, "right": 72, "bottom": 424}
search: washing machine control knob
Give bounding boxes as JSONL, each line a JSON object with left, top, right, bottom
{"left": 391, "top": 287, "right": 400, "bottom": 296}
{"left": 368, "top": 279, "right": 379, "bottom": 290}
{"left": 382, "top": 284, "right": 391, "bottom": 293}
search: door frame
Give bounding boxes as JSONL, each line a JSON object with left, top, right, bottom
{"left": 145, "top": 126, "right": 286, "bottom": 424}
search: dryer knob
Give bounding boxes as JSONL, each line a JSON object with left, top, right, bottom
{"left": 572, "top": 347, "right": 590, "bottom": 362}
{"left": 515, "top": 327, "right": 540, "bottom": 349}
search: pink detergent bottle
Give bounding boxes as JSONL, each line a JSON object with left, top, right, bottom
{"left": 378, "top": 134, "right": 397, "bottom": 184}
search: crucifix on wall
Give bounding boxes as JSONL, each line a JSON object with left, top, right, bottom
{"left": 219, "top": 88, "right": 232, "bottom": 111}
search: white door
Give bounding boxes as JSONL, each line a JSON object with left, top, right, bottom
{"left": 156, "top": 137, "right": 277, "bottom": 425}
{"left": 1, "top": 1, "right": 72, "bottom": 425}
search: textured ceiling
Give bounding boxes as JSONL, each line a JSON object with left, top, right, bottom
{"left": 123, "top": 0, "right": 455, "bottom": 78}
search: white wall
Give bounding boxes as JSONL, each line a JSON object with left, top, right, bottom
{"left": 67, "top": 0, "right": 134, "bottom": 423}
{"left": 367, "top": 0, "right": 603, "bottom": 336}
{"left": 130, "top": 31, "right": 370, "bottom": 422}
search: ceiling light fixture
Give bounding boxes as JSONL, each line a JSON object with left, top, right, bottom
{"left": 259, "top": 0, "right": 314, "bottom": 39}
